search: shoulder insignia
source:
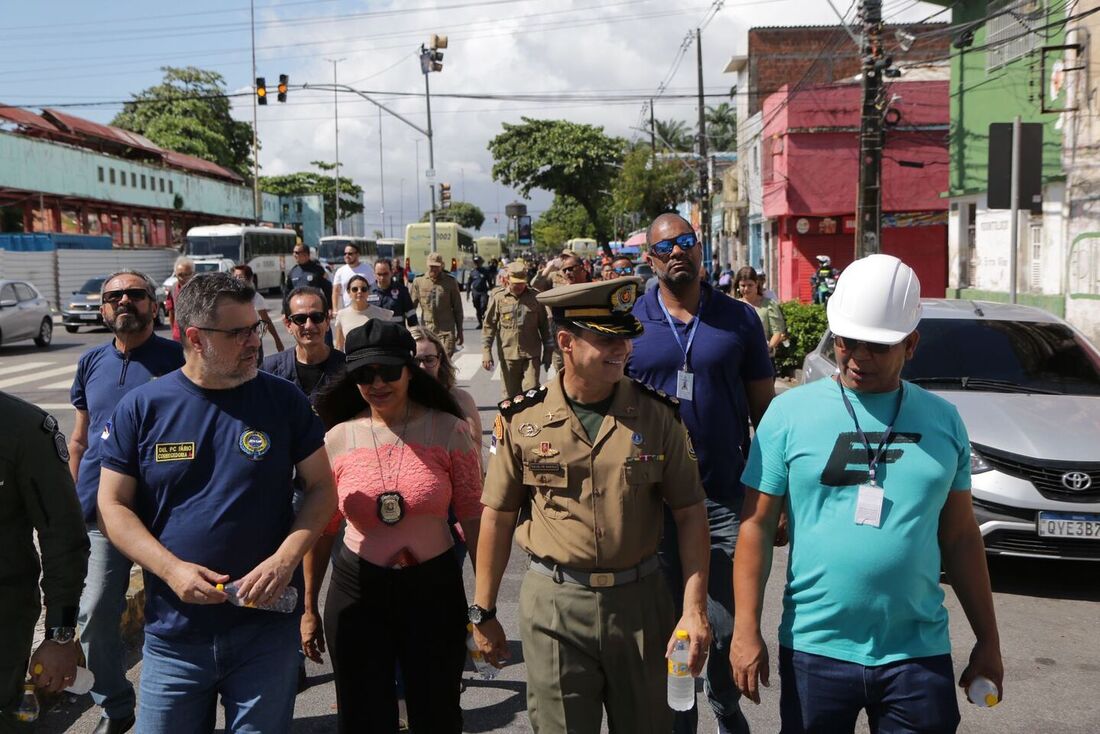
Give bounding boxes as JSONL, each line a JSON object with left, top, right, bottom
{"left": 498, "top": 385, "right": 548, "bottom": 417}
{"left": 632, "top": 378, "right": 681, "bottom": 410}
{"left": 42, "top": 414, "right": 58, "bottom": 433}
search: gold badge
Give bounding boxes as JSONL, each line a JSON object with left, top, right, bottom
{"left": 533, "top": 441, "right": 559, "bottom": 458}
{"left": 519, "top": 423, "right": 541, "bottom": 437}
{"left": 610, "top": 281, "right": 637, "bottom": 313}
{"left": 493, "top": 415, "right": 504, "bottom": 441}
{"left": 686, "top": 434, "right": 697, "bottom": 461}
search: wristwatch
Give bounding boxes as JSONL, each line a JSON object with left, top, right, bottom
{"left": 46, "top": 627, "right": 76, "bottom": 644}
{"left": 467, "top": 604, "right": 497, "bottom": 625}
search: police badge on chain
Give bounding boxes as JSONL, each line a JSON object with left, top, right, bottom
{"left": 378, "top": 492, "right": 405, "bottom": 525}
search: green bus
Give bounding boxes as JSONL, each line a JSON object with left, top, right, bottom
{"left": 475, "top": 236, "right": 505, "bottom": 261}
{"left": 405, "top": 222, "right": 475, "bottom": 282}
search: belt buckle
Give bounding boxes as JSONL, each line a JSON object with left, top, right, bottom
{"left": 589, "top": 572, "right": 614, "bottom": 588}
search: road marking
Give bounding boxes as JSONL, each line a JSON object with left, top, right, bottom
{"left": 0, "top": 361, "right": 54, "bottom": 377}
{"left": 0, "top": 364, "right": 77, "bottom": 390}
{"left": 39, "top": 380, "right": 77, "bottom": 390}
{"left": 454, "top": 354, "right": 481, "bottom": 382}
{"left": 36, "top": 403, "right": 75, "bottom": 411}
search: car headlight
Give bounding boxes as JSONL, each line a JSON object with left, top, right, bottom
{"left": 970, "top": 445, "right": 992, "bottom": 475}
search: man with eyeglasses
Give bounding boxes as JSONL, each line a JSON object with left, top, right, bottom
{"left": 165, "top": 256, "right": 195, "bottom": 342}
{"left": 65, "top": 270, "right": 184, "bottom": 734}
{"left": 733, "top": 255, "right": 1001, "bottom": 733}
{"left": 97, "top": 273, "right": 337, "bottom": 734}
{"left": 410, "top": 252, "right": 464, "bottom": 357}
{"left": 369, "top": 258, "right": 417, "bottom": 326}
{"left": 332, "top": 243, "right": 377, "bottom": 311}
{"left": 627, "top": 212, "right": 776, "bottom": 734}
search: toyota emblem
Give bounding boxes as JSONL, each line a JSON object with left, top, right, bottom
{"left": 1061, "top": 471, "right": 1093, "bottom": 491}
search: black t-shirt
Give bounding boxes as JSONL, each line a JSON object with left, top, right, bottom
{"left": 295, "top": 360, "right": 326, "bottom": 397}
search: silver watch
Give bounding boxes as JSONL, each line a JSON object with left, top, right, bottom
{"left": 47, "top": 627, "right": 76, "bottom": 644}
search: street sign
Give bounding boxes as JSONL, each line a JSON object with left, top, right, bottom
{"left": 425, "top": 168, "right": 436, "bottom": 180}
{"left": 988, "top": 122, "right": 1043, "bottom": 213}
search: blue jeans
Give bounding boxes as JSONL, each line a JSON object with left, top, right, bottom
{"left": 778, "top": 647, "right": 961, "bottom": 734}
{"left": 659, "top": 499, "right": 749, "bottom": 734}
{"left": 78, "top": 526, "right": 136, "bottom": 721}
{"left": 136, "top": 617, "right": 300, "bottom": 734}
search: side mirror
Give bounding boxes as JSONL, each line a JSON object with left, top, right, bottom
{"left": 0, "top": 299, "right": 17, "bottom": 308}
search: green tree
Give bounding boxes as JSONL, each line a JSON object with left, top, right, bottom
{"left": 259, "top": 160, "right": 363, "bottom": 233}
{"left": 705, "top": 102, "right": 738, "bottom": 152}
{"left": 419, "top": 201, "right": 485, "bottom": 230}
{"left": 532, "top": 195, "right": 602, "bottom": 251}
{"left": 488, "top": 118, "right": 623, "bottom": 244}
{"left": 654, "top": 118, "right": 693, "bottom": 153}
{"left": 611, "top": 146, "right": 695, "bottom": 222}
{"left": 112, "top": 66, "right": 254, "bottom": 180}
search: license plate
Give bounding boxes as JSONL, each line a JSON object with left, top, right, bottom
{"left": 1037, "top": 511, "right": 1100, "bottom": 539}
{"left": 80, "top": 313, "right": 99, "bottom": 321}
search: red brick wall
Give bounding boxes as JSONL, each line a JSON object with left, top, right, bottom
{"left": 746, "top": 25, "right": 950, "bottom": 115}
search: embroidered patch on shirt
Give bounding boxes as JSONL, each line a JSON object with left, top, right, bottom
{"left": 155, "top": 442, "right": 196, "bottom": 462}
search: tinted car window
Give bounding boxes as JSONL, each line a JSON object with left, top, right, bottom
{"left": 906, "top": 318, "right": 1100, "bottom": 396}
{"left": 0, "top": 284, "right": 16, "bottom": 302}
{"left": 14, "top": 283, "right": 37, "bottom": 301}
{"left": 77, "top": 278, "right": 106, "bottom": 294}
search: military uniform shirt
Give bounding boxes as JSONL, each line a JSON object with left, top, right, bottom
{"left": 482, "top": 287, "right": 551, "bottom": 361}
{"left": 481, "top": 376, "right": 704, "bottom": 571}
{"left": 410, "top": 272, "right": 464, "bottom": 333}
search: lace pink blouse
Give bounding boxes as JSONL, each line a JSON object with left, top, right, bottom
{"left": 324, "top": 408, "right": 483, "bottom": 565}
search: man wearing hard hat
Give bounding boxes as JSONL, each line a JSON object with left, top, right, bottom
{"left": 729, "top": 254, "right": 1003, "bottom": 733}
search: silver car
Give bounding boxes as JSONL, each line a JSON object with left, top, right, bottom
{"left": 802, "top": 299, "right": 1100, "bottom": 562}
{"left": 0, "top": 279, "right": 53, "bottom": 348}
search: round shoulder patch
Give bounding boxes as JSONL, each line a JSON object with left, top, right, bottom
{"left": 238, "top": 429, "right": 271, "bottom": 461}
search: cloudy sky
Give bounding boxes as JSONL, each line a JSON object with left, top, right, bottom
{"left": 5, "top": 0, "right": 941, "bottom": 235}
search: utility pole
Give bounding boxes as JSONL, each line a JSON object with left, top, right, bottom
{"left": 378, "top": 106, "right": 386, "bottom": 238}
{"left": 420, "top": 35, "right": 447, "bottom": 254}
{"left": 855, "top": 0, "right": 884, "bottom": 258}
{"left": 415, "top": 139, "right": 422, "bottom": 220}
{"left": 1009, "top": 115, "right": 1021, "bottom": 304}
{"left": 250, "top": 0, "right": 261, "bottom": 224}
{"left": 696, "top": 28, "right": 712, "bottom": 270}
{"left": 649, "top": 98, "right": 657, "bottom": 156}
{"left": 326, "top": 58, "right": 346, "bottom": 236}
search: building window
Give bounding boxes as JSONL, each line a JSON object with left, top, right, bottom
{"left": 98, "top": 166, "right": 104, "bottom": 183}
{"left": 159, "top": 178, "right": 165, "bottom": 192}
{"left": 169, "top": 181, "right": 174, "bottom": 194}
{"left": 141, "top": 174, "right": 147, "bottom": 190}
{"left": 987, "top": 0, "right": 1045, "bottom": 71}
{"left": 119, "top": 170, "right": 126, "bottom": 187}
{"left": 109, "top": 169, "right": 116, "bottom": 184}
{"left": 131, "top": 172, "right": 137, "bottom": 187}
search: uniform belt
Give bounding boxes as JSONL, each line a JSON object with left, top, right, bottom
{"left": 528, "top": 555, "right": 660, "bottom": 589}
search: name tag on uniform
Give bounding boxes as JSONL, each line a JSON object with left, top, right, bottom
{"left": 855, "top": 483, "right": 884, "bottom": 527}
{"left": 676, "top": 370, "right": 694, "bottom": 401}
{"left": 528, "top": 461, "right": 562, "bottom": 473}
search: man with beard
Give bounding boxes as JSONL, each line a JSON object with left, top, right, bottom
{"left": 97, "top": 273, "right": 337, "bottom": 734}
{"left": 626, "top": 213, "right": 776, "bottom": 734}
{"left": 67, "top": 270, "right": 184, "bottom": 734}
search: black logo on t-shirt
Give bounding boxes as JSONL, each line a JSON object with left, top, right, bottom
{"left": 820, "top": 431, "right": 922, "bottom": 486}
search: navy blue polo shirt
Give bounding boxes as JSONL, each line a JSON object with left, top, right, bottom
{"left": 627, "top": 281, "right": 774, "bottom": 507}
{"left": 369, "top": 282, "right": 418, "bottom": 325}
{"left": 99, "top": 370, "right": 325, "bottom": 638}
{"left": 70, "top": 335, "right": 184, "bottom": 523}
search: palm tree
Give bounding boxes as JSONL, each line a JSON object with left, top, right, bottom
{"left": 705, "top": 102, "right": 738, "bottom": 152}
{"left": 654, "top": 118, "right": 694, "bottom": 153}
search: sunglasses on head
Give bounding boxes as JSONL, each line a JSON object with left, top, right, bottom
{"left": 650, "top": 232, "right": 698, "bottom": 257}
{"left": 288, "top": 311, "right": 327, "bottom": 326}
{"left": 103, "top": 288, "right": 150, "bottom": 304}
{"left": 833, "top": 335, "right": 893, "bottom": 354}
{"left": 352, "top": 363, "right": 405, "bottom": 384}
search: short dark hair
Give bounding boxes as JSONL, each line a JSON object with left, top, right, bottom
{"left": 551, "top": 318, "right": 582, "bottom": 342}
{"left": 232, "top": 263, "right": 254, "bottom": 279}
{"left": 283, "top": 285, "right": 326, "bottom": 316}
{"left": 176, "top": 272, "right": 255, "bottom": 336}
{"left": 314, "top": 362, "right": 464, "bottom": 429}
{"left": 734, "top": 266, "right": 759, "bottom": 285}
{"left": 343, "top": 243, "right": 361, "bottom": 254}
{"left": 375, "top": 258, "right": 393, "bottom": 271}
{"left": 646, "top": 211, "right": 690, "bottom": 245}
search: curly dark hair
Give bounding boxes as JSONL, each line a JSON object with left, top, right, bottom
{"left": 314, "top": 359, "right": 464, "bottom": 429}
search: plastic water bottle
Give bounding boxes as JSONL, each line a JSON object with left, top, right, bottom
{"left": 466, "top": 624, "right": 498, "bottom": 680}
{"left": 12, "top": 682, "right": 39, "bottom": 722}
{"left": 217, "top": 581, "right": 298, "bottom": 613}
{"left": 966, "top": 676, "right": 1000, "bottom": 708}
{"left": 32, "top": 663, "right": 95, "bottom": 695}
{"left": 667, "top": 629, "right": 695, "bottom": 711}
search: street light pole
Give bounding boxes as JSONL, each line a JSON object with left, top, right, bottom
{"left": 378, "top": 106, "right": 386, "bottom": 238}
{"left": 424, "top": 66, "right": 437, "bottom": 254}
{"left": 325, "top": 58, "right": 345, "bottom": 236}
{"left": 250, "top": 0, "right": 261, "bottom": 224}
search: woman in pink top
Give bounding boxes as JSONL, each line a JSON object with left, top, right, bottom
{"left": 305, "top": 320, "right": 482, "bottom": 734}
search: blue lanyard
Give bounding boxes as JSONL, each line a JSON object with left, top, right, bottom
{"left": 838, "top": 380, "right": 904, "bottom": 485}
{"left": 657, "top": 291, "right": 701, "bottom": 370}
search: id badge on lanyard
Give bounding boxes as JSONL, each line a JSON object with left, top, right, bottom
{"left": 839, "top": 381, "right": 904, "bottom": 529}
{"left": 659, "top": 292, "right": 700, "bottom": 401}
{"left": 676, "top": 369, "right": 694, "bottom": 401}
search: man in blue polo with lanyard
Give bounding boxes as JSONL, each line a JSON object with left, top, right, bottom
{"left": 732, "top": 254, "right": 1003, "bottom": 733}
{"left": 628, "top": 212, "right": 775, "bottom": 734}
{"left": 96, "top": 272, "right": 337, "bottom": 734}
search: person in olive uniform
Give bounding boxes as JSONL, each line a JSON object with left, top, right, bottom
{"left": 482, "top": 261, "right": 554, "bottom": 398}
{"left": 0, "top": 392, "right": 90, "bottom": 733}
{"left": 471, "top": 278, "right": 712, "bottom": 734}
{"left": 410, "top": 252, "right": 465, "bottom": 357}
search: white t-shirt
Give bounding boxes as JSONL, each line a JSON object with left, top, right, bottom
{"left": 333, "top": 263, "right": 377, "bottom": 307}
{"left": 251, "top": 291, "right": 269, "bottom": 313}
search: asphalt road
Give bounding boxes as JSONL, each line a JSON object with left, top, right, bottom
{"left": 4, "top": 300, "right": 1097, "bottom": 733}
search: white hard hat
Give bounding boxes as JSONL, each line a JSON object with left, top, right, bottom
{"left": 826, "top": 254, "right": 921, "bottom": 345}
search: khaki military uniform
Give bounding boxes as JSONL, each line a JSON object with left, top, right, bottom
{"left": 0, "top": 392, "right": 89, "bottom": 729}
{"left": 530, "top": 271, "right": 570, "bottom": 375}
{"left": 482, "top": 376, "right": 704, "bottom": 733}
{"left": 410, "top": 272, "right": 464, "bottom": 356}
{"left": 482, "top": 286, "right": 553, "bottom": 399}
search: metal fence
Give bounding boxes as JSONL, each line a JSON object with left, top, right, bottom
{"left": 0, "top": 248, "right": 179, "bottom": 310}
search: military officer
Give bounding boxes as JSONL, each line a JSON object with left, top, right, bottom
{"left": 0, "top": 392, "right": 90, "bottom": 732}
{"left": 471, "top": 278, "right": 712, "bottom": 734}
{"left": 410, "top": 252, "right": 465, "bottom": 356}
{"left": 482, "top": 261, "right": 554, "bottom": 398}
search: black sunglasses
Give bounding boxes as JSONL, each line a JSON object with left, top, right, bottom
{"left": 352, "top": 363, "right": 405, "bottom": 384}
{"left": 293, "top": 249, "right": 308, "bottom": 255}
{"left": 833, "top": 334, "right": 894, "bottom": 354}
{"left": 288, "top": 311, "right": 327, "bottom": 326}
{"left": 650, "top": 232, "right": 698, "bottom": 257}
{"left": 349, "top": 286, "right": 369, "bottom": 293}
{"left": 344, "top": 251, "right": 358, "bottom": 257}
{"left": 103, "top": 288, "right": 150, "bottom": 304}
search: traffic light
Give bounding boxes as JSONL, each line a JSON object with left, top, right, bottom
{"left": 420, "top": 34, "right": 447, "bottom": 73}
{"left": 440, "top": 182, "right": 452, "bottom": 208}
{"left": 277, "top": 74, "right": 288, "bottom": 103}
{"left": 256, "top": 77, "right": 267, "bottom": 105}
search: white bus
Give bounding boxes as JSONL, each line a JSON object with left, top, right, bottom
{"left": 376, "top": 238, "right": 405, "bottom": 262}
{"left": 184, "top": 225, "right": 297, "bottom": 292}
{"left": 565, "top": 237, "right": 600, "bottom": 259}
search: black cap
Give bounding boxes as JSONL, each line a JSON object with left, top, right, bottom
{"left": 344, "top": 320, "right": 416, "bottom": 367}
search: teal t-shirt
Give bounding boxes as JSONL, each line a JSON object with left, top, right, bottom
{"left": 741, "top": 377, "right": 971, "bottom": 666}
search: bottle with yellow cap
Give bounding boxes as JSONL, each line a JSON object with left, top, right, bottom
{"left": 966, "top": 676, "right": 1000, "bottom": 708}
{"left": 12, "top": 682, "right": 39, "bottom": 722}
{"left": 30, "top": 662, "right": 95, "bottom": 695}
{"left": 466, "top": 623, "right": 498, "bottom": 680}
{"left": 216, "top": 581, "right": 298, "bottom": 613}
{"left": 667, "top": 629, "right": 695, "bottom": 711}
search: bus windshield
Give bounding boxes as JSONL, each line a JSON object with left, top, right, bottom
{"left": 186, "top": 236, "right": 239, "bottom": 260}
